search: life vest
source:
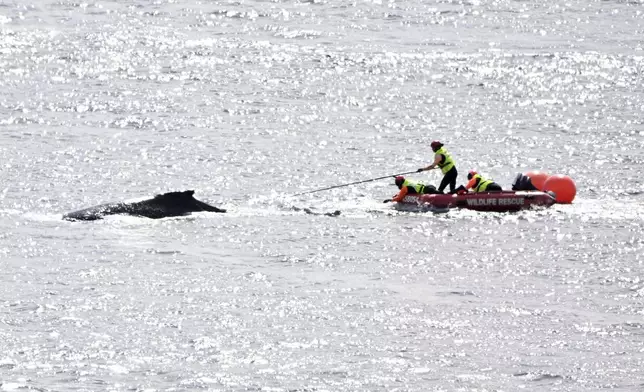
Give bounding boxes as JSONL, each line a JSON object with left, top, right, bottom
{"left": 402, "top": 179, "right": 426, "bottom": 194}
{"left": 435, "top": 147, "right": 455, "bottom": 174}
{"left": 472, "top": 174, "right": 494, "bottom": 192}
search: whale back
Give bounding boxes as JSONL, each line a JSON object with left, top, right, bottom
{"left": 150, "top": 190, "right": 225, "bottom": 213}
{"left": 63, "top": 190, "right": 225, "bottom": 221}
{"left": 62, "top": 202, "right": 131, "bottom": 221}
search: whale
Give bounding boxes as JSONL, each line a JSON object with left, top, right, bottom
{"left": 63, "top": 190, "right": 226, "bottom": 221}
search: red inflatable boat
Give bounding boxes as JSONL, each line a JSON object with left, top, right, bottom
{"left": 394, "top": 190, "right": 556, "bottom": 212}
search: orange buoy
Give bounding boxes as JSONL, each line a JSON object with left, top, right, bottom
{"left": 524, "top": 170, "right": 550, "bottom": 191}
{"left": 543, "top": 174, "right": 577, "bottom": 204}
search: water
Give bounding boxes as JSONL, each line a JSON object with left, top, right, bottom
{"left": 1, "top": 0, "right": 643, "bottom": 390}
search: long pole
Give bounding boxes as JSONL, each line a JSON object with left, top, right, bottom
{"left": 292, "top": 170, "right": 419, "bottom": 197}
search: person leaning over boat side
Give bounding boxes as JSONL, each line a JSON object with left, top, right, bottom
{"left": 416, "top": 140, "right": 458, "bottom": 194}
{"left": 465, "top": 171, "right": 503, "bottom": 192}
{"left": 383, "top": 176, "right": 438, "bottom": 203}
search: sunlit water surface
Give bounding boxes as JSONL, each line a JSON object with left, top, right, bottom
{"left": 1, "top": 0, "right": 643, "bottom": 391}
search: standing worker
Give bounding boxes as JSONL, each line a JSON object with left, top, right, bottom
{"left": 417, "top": 140, "right": 458, "bottom": 194}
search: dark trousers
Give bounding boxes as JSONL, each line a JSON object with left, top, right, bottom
{"left": 438, "top": 167, "right": 458, "bottom": 193}
{"left": 421, "top": 184, "right": 439, "bottom": 194}
{"left": 486, "top": 183, "right": 502, "bottom": 192}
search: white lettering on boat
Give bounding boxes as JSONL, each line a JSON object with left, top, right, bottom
{"left": 466, "top": 197, "right": 524, "bottom": 206}
{"left": 499, "top": 197, "right": 524, "bottom": 206}
{"left": 402, "top": 196, "right": 420, "bottom": 203}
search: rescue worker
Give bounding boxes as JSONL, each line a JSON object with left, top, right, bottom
{"left": 465, "top": 171, "right": 503, "bottom": 192}
{"left": 417, "top": 140, "right": 458, "bottom": 194}
{"left": 383, "top": 176, "right": 438, "bottom": 203}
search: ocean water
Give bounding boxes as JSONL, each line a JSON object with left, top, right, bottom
{"left": 1, "top": 0, "right": 643, "bottom": 391}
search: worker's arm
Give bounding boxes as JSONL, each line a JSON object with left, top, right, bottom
{"left": 418, "top": 154, "right": 442, "bottom": 172}
{"left": 391, "top": 186, "right": 409, "bottom": 202}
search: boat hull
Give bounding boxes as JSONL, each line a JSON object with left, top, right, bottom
{"left": 395, "top": 191, "right": 556, "bottom": 212}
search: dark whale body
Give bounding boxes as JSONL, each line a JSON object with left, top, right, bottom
{"left": 63, "top": 190, "right": 226, "bottom": 221}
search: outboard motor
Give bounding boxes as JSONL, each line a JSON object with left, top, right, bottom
{"left": 512, "top": 173, "right": 538, "bottom": 191}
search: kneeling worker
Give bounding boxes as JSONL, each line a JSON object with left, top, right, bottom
{"left": 465, "top": 171, "right": 503, "bottom": 192}
{"left": 384, "top": 176, "right": 438, "bottom": 203}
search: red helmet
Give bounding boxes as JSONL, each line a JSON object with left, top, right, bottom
{"left": 394, "top": 176, "right": 405, "bottom": 187}
{"left": 430, "top": 140, "right": 443, "bottom": 151}
{"left": 467, "top": 170, "right": 478, "bottom": 180}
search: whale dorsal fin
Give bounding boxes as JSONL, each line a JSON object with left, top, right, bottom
{"left": 154, "top": 190, "right": 195, "bottom": 199}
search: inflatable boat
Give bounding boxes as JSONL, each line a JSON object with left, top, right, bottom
{"left": 394, "top": 190, "right": 556, "bottom": 212}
